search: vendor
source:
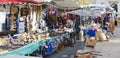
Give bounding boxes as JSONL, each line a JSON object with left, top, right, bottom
{"left": 64, "top": 23, "right": 73, "bottom": 33}
{"left": 58, "top": 23, "right": 64, "bottom": 33}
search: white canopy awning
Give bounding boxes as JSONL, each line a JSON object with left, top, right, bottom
{"left": 67, "top": 9, "right": 88, "bottom": 16}
{"left": 67, "top": 4, "right": 116, "bottom": 16}
{"left": 67, "top": 8, "right": 104, "bottom": 16}
{"left": 52, "top": 0, "right": 80, "bottom": 10}
{"left": 81, "top": 4, "right": 114, "bottom": 11}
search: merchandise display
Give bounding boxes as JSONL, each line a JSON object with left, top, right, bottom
{"left": 0, "top": 1, "right": 117, "bottom": 58}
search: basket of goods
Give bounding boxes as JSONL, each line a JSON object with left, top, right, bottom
{"left": 10, "top": 14, "right": 16, "bottom": 31}
{"left": 37, "top": 35, "right": 42, "bottom": 40}
{"left": 11, "top": 34, "right": 24, "bottom": 46}
{"left": 10, "top": 5, "right": 19, "bottom": 15}
{"left": 0, "top": 38, "right": 7, "bottom": 46}
{"left": 0, "top": 49, "right": 8, "bottom": 54}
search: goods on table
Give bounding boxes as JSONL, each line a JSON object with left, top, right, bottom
{"left": 0, "top": 49, "right": 8, "bottom": 54}
{"left": 0, "top": 38, "right": 7, "bottom": 46}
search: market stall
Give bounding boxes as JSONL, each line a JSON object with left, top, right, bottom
{"left": 0, "top": 0, "right": 44, "bottom": 56}
{"left": 66, "top": 4, "right": 117, "bottom": 47}
{"left": 0, "top": 1, "right": 79, "bottom": 58}
{"left": 0, "top": 0, "right": 44, "bottom": 34}
{"left": 1, "top": 1, "right": 117, "bottom": 58}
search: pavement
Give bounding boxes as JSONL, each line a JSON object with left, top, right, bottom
{"left": 49, "top": 23, "right": 120, "bottom": 58}
{"left": 95, "top": 23, "right": 120, "bottom": 58}
{"left": 49, "top": 42, "right": 85, "bottom": 58}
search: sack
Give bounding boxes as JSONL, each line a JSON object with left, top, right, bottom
{"left": 99, "top": 32, "right": 107, "bottom": 41}
{"left": 85, "top": 38, "right": 96, "bottom": 47}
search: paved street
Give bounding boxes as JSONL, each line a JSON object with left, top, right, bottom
{"left": 49, "top": 42, "right": 85, "bottom": 58}
{"left": 95, "top": 23, "right": 120, "bottom": 58}
{"left": 50, "top": 23, "right": 120, "bottom": 58}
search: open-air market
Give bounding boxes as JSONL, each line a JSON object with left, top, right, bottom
{"left": 0, "top": 0, "right": 120, "bottom": 58}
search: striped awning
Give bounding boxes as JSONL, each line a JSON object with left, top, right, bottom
{"left": 0, "top": 0, "right": 44, "bottom": 5}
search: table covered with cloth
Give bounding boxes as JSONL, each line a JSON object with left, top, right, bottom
{"left": 0, "top": 33, "right": 68, "bottom": 56}
{"left": 0, "top": 41, "right": 40, "bottom": 56}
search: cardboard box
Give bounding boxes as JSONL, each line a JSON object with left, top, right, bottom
{"left": 85, "top": 38, "right": 96, "bottom": 47}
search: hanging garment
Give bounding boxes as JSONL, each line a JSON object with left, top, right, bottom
{"left": 23, "top": 16, "right": 27, "bottom": 26}
{"left": 10, "top": 5, "right": 19, "bottom": 15}
{"left": 5, "top": 17, "right": 10, "bottom": 30}
{"left": 40, "top": 19, "right": 46, "bottom": 29}
{"left": 15, "top": 20, "right": 19, "bottom": 27}
{"left": 23, "top": 16, "right": 27, "bottom": 32}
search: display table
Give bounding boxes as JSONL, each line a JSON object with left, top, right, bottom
{"left": 0, "top": 33, "right": 69, "bottom": 56}
{"left": 0, "top": 41, "right": 40, "bottom": 56}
